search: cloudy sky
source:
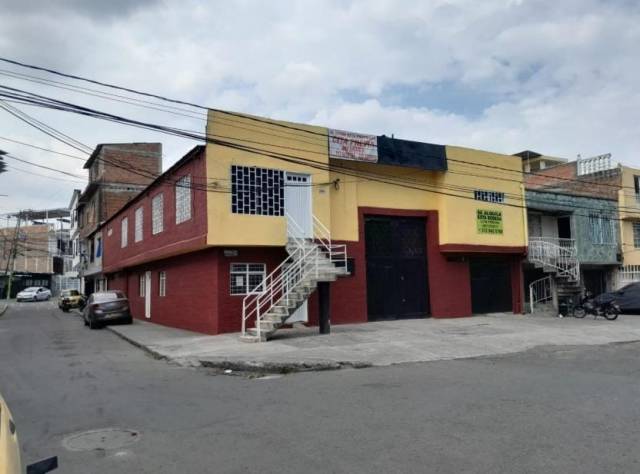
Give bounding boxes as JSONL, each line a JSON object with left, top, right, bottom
{"left": 0, "top": 0, "right": 639, "bottom": 216}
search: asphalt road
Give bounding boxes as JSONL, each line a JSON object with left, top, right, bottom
{"left": 1, "top": 301, "right": 640, "bottom": 473}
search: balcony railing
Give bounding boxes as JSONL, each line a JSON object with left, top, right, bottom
{"left": 528, "top": 236, "right": 579, "bottom": 282}
{"left": 528, "top": 236, "right": 576, "bottom": 254}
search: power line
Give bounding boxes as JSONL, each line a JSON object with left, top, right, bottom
{"left": 2, "top": 81, "right": 639, "bottom": 221}
{"left": 1, "top": 72, "right": 635, "bottom": 200}
{"left": 2, "top": 55, "right": 637, "bottom": 197}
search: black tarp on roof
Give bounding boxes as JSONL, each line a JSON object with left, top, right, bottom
{"left": 376, "top": 136, "right": 447, "bottom": 171}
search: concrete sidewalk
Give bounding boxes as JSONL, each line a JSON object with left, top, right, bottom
{"left": 0, "top": 299, "right": 13, "bottom": 317}
{"left": 106, "top": 313, "right": 640, "bottom": 373}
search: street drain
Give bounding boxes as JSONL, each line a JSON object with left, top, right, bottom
{"left": 62, "top": 428, "right": 140, "bottom": 451}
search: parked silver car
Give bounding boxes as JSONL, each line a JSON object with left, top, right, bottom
{"left": 83, "top": 291, "right": 132, "bottom": 329}
{"left": 16, "top": 287, "right": 52, "bottom": 302}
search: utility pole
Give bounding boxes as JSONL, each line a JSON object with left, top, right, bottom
{"left": 4, "top": 211, "right": 22, "bottom": 301}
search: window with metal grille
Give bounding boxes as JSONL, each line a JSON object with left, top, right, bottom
{"left": 474, "top": 190, "right": 505, "bottom": 204}
{"left": 139, "top": 274, "right": 145, "bottom": 297}
{"left": 175, "top": 175, "right": 192, "bottom": 224}
{"left": 633, "top": 222, "right": 640, "bottom": 248}
{"left": 588, "top": 213, "right": 615, "bottom": 244}
{"left": 152, "top": 193, "right": 164, "bottom": 235}
{"left": 230, "top": 263, "right": 266, "bottom": 295}
{"left": 231, "top": 165, "right": 284, "bottom": 216}
{"left": 121, "top": 217, "right": 128, "bottom": 248}
{"left": 159, "top": 271, "right": 166, "bottom": 297}
{"left": 135, "top": 207, "right": 144, "bottom": 242}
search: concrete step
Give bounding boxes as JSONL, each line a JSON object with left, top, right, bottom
{"left": 246, "top": 327, "right": 276, "bottom": 339}
{"left": 258, "top": 319, "right": 283, "bottom": 331}
{"left": 240, "top": 334, "right": 265, "bottom": 343}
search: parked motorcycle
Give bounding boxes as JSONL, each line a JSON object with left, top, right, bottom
{"left": 573, "top": 291, "right": 620, "bottom": 320}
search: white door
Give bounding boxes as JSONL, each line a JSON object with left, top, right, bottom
{"left": 144, "top": 271, "right": 151, "bottom": 319}
{"left": 284, "top": 173, "right": 312, "bottom": 238}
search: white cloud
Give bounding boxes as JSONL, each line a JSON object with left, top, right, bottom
{"left": 0, "top": 0, "right": 639, "bottom": 214}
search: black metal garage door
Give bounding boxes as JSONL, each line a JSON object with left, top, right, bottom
{"left": 365, "top": 216, "right": 429, "bottom": 320}
{"left": 470, "top": 258, "right": 512, "bottom": 314}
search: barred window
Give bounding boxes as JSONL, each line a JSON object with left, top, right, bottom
{"left": 231, "top": 165, "right": 284, "bottom": 216}
{"left": 588, "top": 213, "right": 615, "bottom": 244}
{"left": 152, "top": 193, "right": 164, "bottom": 235}
{"left": 230, "top": 263, "right": 266, "bottom": 295}
{"left": 135, "top": 207, "right": 144, "bottom": 242}
{"left": 121, "top": 217, "right": 128, "bottom": 248}
{"left": 633, "top": 222, "right": 640, "bottom": 248}
{"left": 175, "top": 175, "right": 192, "bottom": 224}
{"left": 474, "top": 190, "right": 505, "bottom": 204}
{"left": 159, "top": 271, "right": 166, "bottom": 297}
{"left": 139, "top": 274, "right": 145, "bottom": 297}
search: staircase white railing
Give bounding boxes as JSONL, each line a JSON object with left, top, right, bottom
{"left": 529, "top": 275, "right": 553, "bottom": 313}
{"left": 312, "top": 215, "right": 347, "bottom": 270}
{"left": 528, "top": 237, "right": 579, "bottom": 282}
{"left": 241, "top": 214, "right": 345, "bottom": 339}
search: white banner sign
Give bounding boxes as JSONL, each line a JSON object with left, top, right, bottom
{"left": 328, "top": 129, "right": 378, "bottom": 163}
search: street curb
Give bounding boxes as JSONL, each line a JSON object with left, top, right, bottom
{"left": 106, "top": 325, "right": 373, "bottom": 374}
{"left": 105, "top": 326, "right": 170, "bottom": 362}
{"left": 199, "top": 358, "right": 372, "bottom": 374}
{"left": 0, "top": 304, "right": 8, "bottom": 317}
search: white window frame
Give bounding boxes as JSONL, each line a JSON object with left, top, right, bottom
{"left": 152, "top": 193, "right": 164, "bottom": 235}
{"left": 159, "top": 271, "right": 166, "bottom": 297}
{"left": 474, "top": 189, "right": 505, "bottom": 204}
{"left": 588, "top": 213, "right": 614, "bottom": 245}
{"left": 633, "top": 222, "right": 640, "bottom": 248}
{"left": 135, "top": 207, "right": 144, "bottom": 242}
{"left": 175, "top": 175, "right": 192, "bottom": 224}
{"left": 230, "top": 263, "right": 266, "bottom": 295}
{"left": 121, "top": 217, "right": 128, "bottom": 248}
{"left": 139, "top": 274, "right": 145, "bottom": 297}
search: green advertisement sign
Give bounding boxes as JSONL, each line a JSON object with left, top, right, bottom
{"left": 477, "top": 209, "right": 503, "bottom": 235}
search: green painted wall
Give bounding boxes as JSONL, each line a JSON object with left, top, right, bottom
{"left": 526, "top": 190, "right": 619, "bottom": 265}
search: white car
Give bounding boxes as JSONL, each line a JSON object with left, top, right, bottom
{"left": 16, "top": 287, "right": 52, "bottom": 302}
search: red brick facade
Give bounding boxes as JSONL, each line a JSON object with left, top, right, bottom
{"left": 525, "top": 161, "right": 620, "bottom": 200}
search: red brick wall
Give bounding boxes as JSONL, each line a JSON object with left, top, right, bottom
{"left": 525, "top": 161, "right": 620, "bottom": 200}
{"left": 102, "top": 148, "right": 208, "bottom": 273}
{"left": 97, "top": 143, "right": 162, "bottom": 185}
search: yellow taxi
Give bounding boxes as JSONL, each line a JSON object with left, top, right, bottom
{"left": 57, "top": 289, "right": 85, "bottom": 312}
{"left": 0, "top": 394, "right": 57, "bottom": 474}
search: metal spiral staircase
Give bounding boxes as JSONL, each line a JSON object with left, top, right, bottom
{"left": 528, "top": 237, "right": 581, "bottom": 312}
{"left": 241, "top": 215, "right": 348, "bottom": 342}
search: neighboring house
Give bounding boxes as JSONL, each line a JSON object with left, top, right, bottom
{"left": 523, "top": 154, "right": 622, "bottom": 310}
{"left": 76, "top": 143, "right": 162, "bottom": 295}
{"left": 69, "top": 189, "right": 81, "bottom": 276}
{"left": 0, "top": 219, "right": 72, "bottom": 297}
{"left": 515, "top": 150, "right": 568, "bottom": 173}
{"left": 616, "top": 165, "right": 640, "bottom": 287}
{"left": 102, "top": 111, "right": 528, "bottom": 340}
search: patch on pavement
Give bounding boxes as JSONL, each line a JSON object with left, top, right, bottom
{"left": 62, "top": 428, "right": 140, "bottom": 451}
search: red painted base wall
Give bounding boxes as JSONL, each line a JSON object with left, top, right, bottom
{"left": 107, "top": 248, "right": 220, "bottom": 334}
{"left": 106, "top": 207, "right": 524, "bottom": 335}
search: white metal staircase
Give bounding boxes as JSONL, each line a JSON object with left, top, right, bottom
{"left": 241, "top": 215, "right": 348, "bottom": 342}
{"left": 528, "top": 237, "right": 580, "bottom": 312}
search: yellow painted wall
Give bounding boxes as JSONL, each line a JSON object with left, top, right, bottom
{"left": 205, "top": 110, "right": 527, "bottom": 248}
{"left": 329, "top": 146, "right": 526, "bottom": 247}
{"left": 205, "top": 110, "right": 330, "bottom": 246}
{"left": 438, "top": 146, "right": 526, "bottom": 247}
{"left": 619, "top": 166, "right": 640, "bottom": 265}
